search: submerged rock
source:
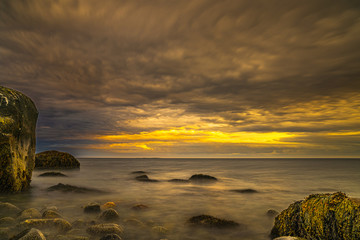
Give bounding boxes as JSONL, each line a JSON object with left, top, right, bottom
{"left": 0, "top": 217, "right": 15, "bottom": 227}
{"left": 99, "top": 209, "right": 120, "bottom": 222}
{"left": 55, "top": 235, "right": 89, "bottom": 240}
{"left": 17, "top": 208, "right": 42, "bottom": 221}
{"left": 131, "top": 171, "right": 148, "bottom": 174}
{"left": 123, "top": 218, "right": 145, "bottom": 227}
{"left": 35, "top": 150, "right": 80, "bottom": 169}
{"left": 189, "top": 174, "right": 217, "bottom": 181}
{"left": 47, "top": 183, "right": 102, "bottom": 193}
{"left": 0, "top": 86, "right": 38, "bottom": 192}
{"left": 230, "top": 189, "right": 258, "bottom": 194}
{"left": 187, "top": 215, "right": 240, "bottom": 228}
{"left": 131, "top": 204, "right": 149, "bottom": 210}
{"left": 42, "top": 209, "right": 62, "bottom": 219}
{"left": 266, "top": 209, "right": 279, "bottom": 217}
{"left": 152, "top": 225, "right": 168, "bottom": 234}
{"left": 100, "top": 234, "right": 122, "bottom": 240}
{"left": 135, "top": 175, "right": 158, "bottom": 182}
{"left": 72, "top": 219, "right": 95, "bottom": 228}
{"left": 10, "top": 228, "right": 46, "bottom": 240}
{"left": 271, "top": 192, "right": 360, "bottom": 240}
{"left": 20, "top": 218, "right": 72, "bottom": 233}
{"left": 84, "top": 203, "right": 101, "bottom": 214}
{"left": 38, "top": 172, "right": 67, "bottom": 177}
{"left": 0, "top": 227, "right": 10, "bottom": 239}
{"left": 168, "top": 179, "right": 189, "bottom": 183}
{"left": 86, "top": 223, "right": 123, "bottom": 236}
{"left": 0, "top": 202, "right": 21, "bottom": 217}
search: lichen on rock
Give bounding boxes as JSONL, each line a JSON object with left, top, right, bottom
{"left": 0, "top": 86, "right": 38, "bottom": 192}
{"left": 271, "top": 192, "right": 360, "bottom": 240}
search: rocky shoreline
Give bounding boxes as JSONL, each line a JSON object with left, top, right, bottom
{"left": 0, "top": 197, "right": 245, "bottom": 240}
{"left": 1, "top": 174, "right": 359, "bottom": 240}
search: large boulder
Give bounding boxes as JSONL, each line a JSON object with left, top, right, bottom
{"left": 271, "top": 192, "right": 360, "bottom": 239}
{"left": 35, "top": 150, "right": 80, "bottom": 169}
{"left": 0, "top": 86, "right": 38, "bottom": 192}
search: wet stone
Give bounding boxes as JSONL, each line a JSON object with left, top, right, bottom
{"left": 99, "top": 234, "right": 122, "bottom": 240}
{"left": 135, "top": 175, "right": 158, "bottom": 182}
{"left": 86, "top": 223, "right": 123, "bottom": 236}
{"left": 19, "top": 218, "right": 72, "bottom": 233}
{"left": 0, "top": 227, "right": 10, "bottom": 240}
{"left": 17, "top": 208, "right": 42, "bottom": 221}
{"left": 84, "top": 203, "right": 101, "bottom": 214}
{"left": 47, "top": 183, "right": 102, "bottom": 193}
{"left": 0, "top": 217, "right": 15, "bottom": 227}
{"left": 38, "top": 172, "right": 67, "bottom": 177}
{"left": 168, "top": 179, "right": 189, "bottom": 183}
{"left": 266, "top": 209, "right": 279, "bottom": 217}
{"left": 42, "top": 209, "right": 63, "bottom": 219}
{"left": 11, "top": 228, "right": 46, "bottom": 240}
{"left": 230, "top": 189, "right": 258, "bottom": 194}
{"left": 0, "top": 202, "right": 21, "bottom": 217}
{"left": 99, "top": 209, "right": 120, "bottom": 222}
{"left": 124, "top": 218, "right": 145, "bottom": 227}
{"left": 187, "top": 215, "right": 240, "bottom": 228}
{"left": 131, "top": 171, "right": 148, "bottom": 174}
{"left": 152, "top": 226, "right": 168, "bottom": 235}
{"left": 188, "top": 174, "right": 217, "bottom": 181}
{"left": 131, "top": 204, "right": 149, "bottom": 210}
{"left": 102, "top": 202, "right": 116, "bottom": 210}
{"left": 55, "top": 235, "right": 89, "bottom": 240}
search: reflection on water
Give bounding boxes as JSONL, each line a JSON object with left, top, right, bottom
{"left": 1, "top": 158, "right": 360, "bottom": 240}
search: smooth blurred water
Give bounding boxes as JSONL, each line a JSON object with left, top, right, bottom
{"left": 1, "top": 158, "right": 360, "bottom": 240}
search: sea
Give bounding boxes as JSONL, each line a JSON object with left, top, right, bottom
{"left": 1, "top": 158, "right": 360, "bottom": 240}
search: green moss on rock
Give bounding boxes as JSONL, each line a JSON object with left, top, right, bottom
{"left": 271, "top": 192, "right": 360, "bottom": 240}
{"left": 0, "top": 86, "right": 38, "bottom": 192}
{"left": 35, "top": 150, "right": 80, "bottom": 169}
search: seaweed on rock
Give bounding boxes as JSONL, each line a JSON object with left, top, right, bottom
{"left": 271, "top": 192, "right": 360, "bottom": 240}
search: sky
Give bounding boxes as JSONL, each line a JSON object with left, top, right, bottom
{"left": 0, "top": 0, "right": 360, "bottom": 158}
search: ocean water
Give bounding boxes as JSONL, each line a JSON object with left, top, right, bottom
{"left": 1, "top": 158, "right": 360, "bottom": 240}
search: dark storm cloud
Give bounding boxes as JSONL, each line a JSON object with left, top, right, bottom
{"left": 0, "top": 0, "right": 359, "bottom": 156}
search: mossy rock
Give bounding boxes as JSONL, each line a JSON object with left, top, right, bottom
{"left": 86, "top": 223, "right": 123, "bottom": 236}
{"left": 19, "top": 218, "right": 72, "bottom": 233}
{"left": 11, "top": 228, "right": 46, "bottom": 240}
{"left": 35, "top": 150, "right": 80, "bottom": 169}
{"left": 99, "top": 208, "right": 120, "bottom": 222}
{"left": 0, "top": 86, "right": 38, "bottom": 192}
{"left": 271, "top": 192, "right": 360, "bottom": 239}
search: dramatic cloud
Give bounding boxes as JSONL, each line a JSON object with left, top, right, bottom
{"left": 1, "top": 0, "right": 359, "bottom": 157}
